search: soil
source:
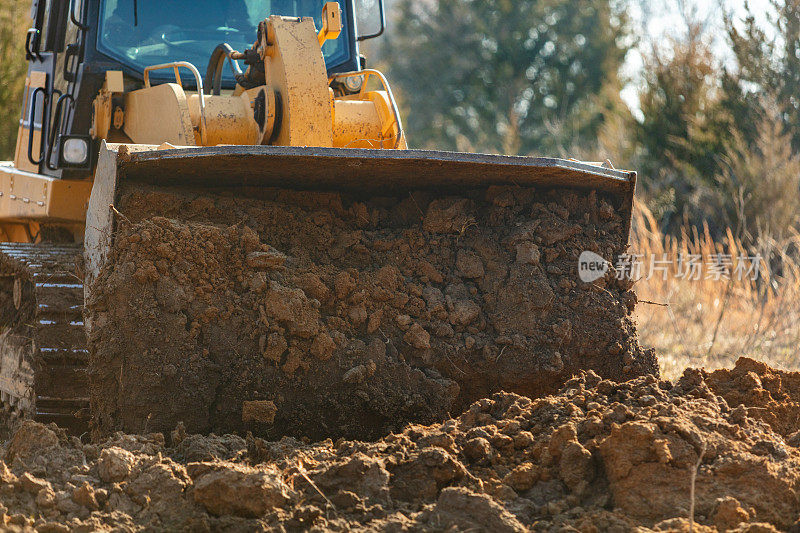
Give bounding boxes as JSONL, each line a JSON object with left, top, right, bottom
{"left": 86, "top": 183, "right": 655, "bottom": 440}
{"left": 0, "top": 357, "right": 797, "bottom": 532}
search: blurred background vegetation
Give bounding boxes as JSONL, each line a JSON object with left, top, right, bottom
{"left": 0, "top": 0, "right": 28, "bottom": 159}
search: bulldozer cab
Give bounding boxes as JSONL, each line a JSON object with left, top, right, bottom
{"left": 16, "top": 0, "right": 380, "bottom": 179}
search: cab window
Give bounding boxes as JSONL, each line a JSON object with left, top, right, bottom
{"left": 97, "top": 0, "right": 350, "bottom": 83}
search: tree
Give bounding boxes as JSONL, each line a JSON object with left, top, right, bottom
{"left": 0, "top": 0, "right": 29, "bottom": 160}
{"left": 637, "top": 23, "right": 729, "bottom": 179}
{"left": 706, "top": 106, "right": 800, "bottom": 242}
{"left": 634, "top": 20, "right": 733, "bottom": 231}
{"left": 724, "top": 0, "right": 800, "bottom": 152}
{"left": 633, "top": 1, "right": 800, "bottom": 239}
{"left": 383, "top": 0, "right": 631, "bottom": 155}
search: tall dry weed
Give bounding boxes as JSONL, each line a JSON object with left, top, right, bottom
{"left": 631, "top": 201, "right": 800, "bottom": 378}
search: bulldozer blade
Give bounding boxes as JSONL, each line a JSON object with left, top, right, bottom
{"left": 85, "top": 142, "right": 635, "bottom": 290}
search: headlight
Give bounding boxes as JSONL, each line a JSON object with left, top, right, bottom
{"left": 58, "top": 135, "right": 92, "bottom": 169}
{"left": 63, "top": 138, "right": 88, "bottom": 164}
{"left": 343, "top": 75, "right": 364, "bottom": 93}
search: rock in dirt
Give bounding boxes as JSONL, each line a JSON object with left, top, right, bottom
{"left": 18, "top": 472, "right": 50, "bottom": 494}
{"left": 426, "top": 487, "right": 525, "bottom": 532}
{"left": 5, "top": 420, "right": 58, "bottom": 462}
{"left": 245, "top": 249, "right": 287, "bottom": 270}
{"left": 190, "top": 463, "right": 289, "bottom": 517}
{"left": 97, "top": 446, "right": 136, "bottom": 482}
{"left": 241, "top": 400, "right": 277, "bottom": 424}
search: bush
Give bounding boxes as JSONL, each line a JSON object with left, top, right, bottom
{"left": 703, "top": 108, "right": 800, "bottom": 244}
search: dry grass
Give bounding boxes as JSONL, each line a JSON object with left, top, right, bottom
{"left": 630, "top": 201, "right": 800, "bottom": 379}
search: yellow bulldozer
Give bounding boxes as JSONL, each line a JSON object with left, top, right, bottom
{"left": 0, "top": 0, "right": 640, "bottom": 435}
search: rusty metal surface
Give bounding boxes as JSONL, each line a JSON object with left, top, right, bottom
{"left": 121, "top": 145, "right": 635, "bottom": 193}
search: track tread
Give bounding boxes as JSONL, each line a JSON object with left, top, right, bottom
{"left": 0, "top": 243, "right": 87, "bottom": 433}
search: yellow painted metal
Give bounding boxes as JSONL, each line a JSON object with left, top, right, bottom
{"left": 332, "top": 100, "right": 383, "bottom": 148}
{"left": 186, "top": 92, "right": 262, "bottom": 146}
{"left": 0, "top": 222, "right": 36, "bottom": 243}
{"left": 91, "top": 87, "right": 112, "bottom": 141}
{"left": 123, "top": 84, "right": 196, "bottom": 146}
{"left": 143, "top": 62, "right": 208, "bottom": 144}
{"left": 329, "top": 71, "right": 405, "bottom": 149}
{"left": 367, "top": 90, "right": 407, "bottom": 149}
{"left": 0, "top": 221, "right": 83, "bottom": 244}
{"left": 333, "top": 91, "right": 406, "bottom": 149}
{"left": 90, "top": 71, "right": 124, "bottom": 141}
{"left": 317, "top": 2, "right": 343, "bottom": 47}
{"left": 0, "top": 164, "right": 91, "bottom": 223}
{"left": 261, "top": 16, "right": 333, "bottom": 147}
{"left": 105, "top": 71, "right": 125, "bottom": 93}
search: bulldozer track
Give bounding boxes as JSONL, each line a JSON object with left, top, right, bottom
{"left": 0, "top": 243, "right": 87, "bottom": 433}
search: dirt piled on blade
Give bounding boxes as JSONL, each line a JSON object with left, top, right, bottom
{"left": 1, "top": 358, "right": 798, "bottom": 531}
{"left": 86, "top": 184, "right": 656, "bottom": 440}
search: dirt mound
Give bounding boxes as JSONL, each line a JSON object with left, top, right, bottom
{"left": 86, "top": 183, "right": 655, "bottom": 439}
{"left": 0, "top": 358, "right": 797, "bottom": 531}
{"left": 705, "top": 357, "right": 800, "bottom": 440}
